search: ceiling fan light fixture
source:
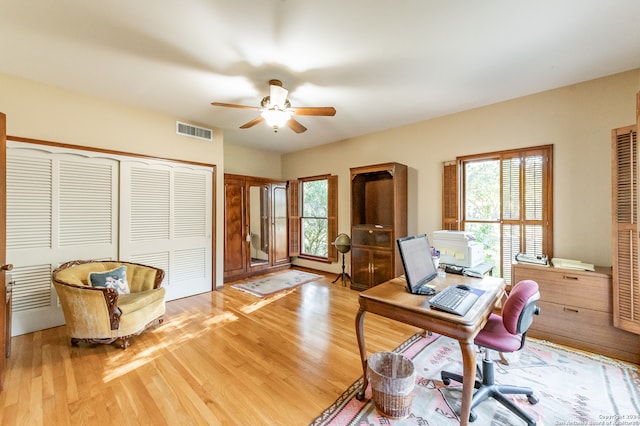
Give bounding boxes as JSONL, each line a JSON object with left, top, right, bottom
{"left": 261, "top": 108, "right": 291, "bottom": 131}
{"left": 211, "top": 79, "right": 335, "bottom": 134}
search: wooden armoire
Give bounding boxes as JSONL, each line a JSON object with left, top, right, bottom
{"left": 350, "top": 162, "right": 407, "bottom": 291}
{"left": 224, "top": 174, "right": 290, "bottom": 282}
{"left": 611, "top": 92, "right": 640, "bottom": 336}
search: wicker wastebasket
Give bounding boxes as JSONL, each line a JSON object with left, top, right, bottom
{"left": 367, "top": 351, "right": 416, "bottom": 419}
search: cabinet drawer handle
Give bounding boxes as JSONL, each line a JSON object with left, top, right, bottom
{"left": 563, "top": 307, "right": 579, "bottom": 313}
{"left": 562, "top": 275, "right": 579, "bottom": 281}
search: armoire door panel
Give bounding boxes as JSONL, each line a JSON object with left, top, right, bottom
{"left": 224, "top": 181, "right": 246, "bottom": 276}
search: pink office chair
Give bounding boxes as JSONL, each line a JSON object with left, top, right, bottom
{"left": 441, "top": 280, "right": 541, "bottom": 425}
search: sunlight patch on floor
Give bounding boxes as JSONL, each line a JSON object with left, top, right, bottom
{"left": 101, "top": 310, "right": 239, "bottom": 383}
{"left": 239, "top": 288, "right": 295, "bottom": 314}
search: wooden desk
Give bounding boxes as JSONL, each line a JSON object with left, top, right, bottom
{"left": 355, "top": 274, "right": 505, "bottom": 425}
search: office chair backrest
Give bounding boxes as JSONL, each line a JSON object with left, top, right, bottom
{"left": 502, "top": 280, "right": 540, "bottom": 338}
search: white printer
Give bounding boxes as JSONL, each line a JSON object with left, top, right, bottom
{"left": 432, "top": 230, "right": 484, "bottom": 267}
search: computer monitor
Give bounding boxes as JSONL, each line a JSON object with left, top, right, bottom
{"left": 397, "top": 234, "right": 438, "bottom": 293}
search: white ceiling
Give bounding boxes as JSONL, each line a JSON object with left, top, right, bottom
{"left": 1, "top": 1, "right": 639, "bottom": 154}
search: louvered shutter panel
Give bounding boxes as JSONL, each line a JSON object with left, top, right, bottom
{"left": 442, "top": 161, "right": 458, "bottom": 230}
{"left": 499, "top": 148, "right": 551, "bottom": 285}
{"left": 288, "top": 180, "right": 300, "bottom": 257}
{"left": 59, "top": 159, "right": 114, "bottom": 246}
{"left": 130, "top": 167, "right": 171, "bottom": 242}
{"left": 6, "top": 155, "right": 52, "bottom": 250}
{"left": 328, "top": 175, "right": 338, "bottom": 262}
{"left": 612, "top": 125, "right": 640, "bottom": 334}
{"left": 523, "top": 152, "right": 545, "bottom": 255}
{"left": 174, "top": 172, "right": 206, "bottom": 238}
{"left": 501, "top": 155, "right": 521, "bottom": 284}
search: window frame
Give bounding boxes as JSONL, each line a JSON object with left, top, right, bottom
{"left": 444, "top": 145, "right": 553, "bottom": 284}
{"left": 293, "top": 174, "right": 338, "bottom": 263}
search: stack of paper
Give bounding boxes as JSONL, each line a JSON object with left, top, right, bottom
{"left": 551, "top": 258, "right": 595, "bottom": 271}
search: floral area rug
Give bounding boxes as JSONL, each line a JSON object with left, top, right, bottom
{"left": 310, "top": 333, "right": 640, "bottom": 425}
{"left": 230, "top": 270, "right": 323, "bottom": 297}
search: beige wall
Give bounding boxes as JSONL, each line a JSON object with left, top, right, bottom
{"left": 0, "top": 73, "right": 226, "bottom": 288}
{"left": 224, "top": 143, "right": 282, "bottom": 178}
{"left": 3, "top": 69, "right": 639, "bottom": 280}
{"left": 283, "top": 69, "right": 640, "bottom": 273}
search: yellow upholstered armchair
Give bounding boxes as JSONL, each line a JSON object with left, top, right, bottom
{"left": 52, "top": 260, "right": 166, "bottom": 349}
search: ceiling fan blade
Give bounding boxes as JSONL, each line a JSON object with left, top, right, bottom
{"left": 287, "top": 118, "right": 307, "bottom": 133}
{"left": 211, "top": 102, "right": 261, "bottom": 111}
{"left": 290, "top": 106, "right": 336, "bottom": 116}
{"left": 239, "top": 116, "right": 264, "bottom": 129}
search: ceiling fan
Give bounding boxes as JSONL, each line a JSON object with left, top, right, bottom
{"left": 211, "top": 79, "right": 336, "bottom": 133}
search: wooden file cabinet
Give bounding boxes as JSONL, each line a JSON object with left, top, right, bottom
{"left": 512, "top": 263, "right": 640, "bottom": 364}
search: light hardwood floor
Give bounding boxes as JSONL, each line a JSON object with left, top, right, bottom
{"left": 0, "top": 268, "right": 420, "bottom": 425}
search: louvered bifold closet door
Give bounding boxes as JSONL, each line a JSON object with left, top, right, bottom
{"left": 120, "top": 161, "right": 213, "bottom": 301}
{"left": 612, "top": 125, "right": 640, "bottom": 334}
{"left": 6, "top": 145, "right": 118, "bottom": 335}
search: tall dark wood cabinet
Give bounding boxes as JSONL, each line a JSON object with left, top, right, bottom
{"left": 350, "top": 162, "right": 407, "bottom": 291}
{"left": 224, "top": 174, "right": 290, "bottom": 282}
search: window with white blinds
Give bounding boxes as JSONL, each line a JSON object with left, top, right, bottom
{"left": 6, "top": 141, "right": 214, "bottom": 335}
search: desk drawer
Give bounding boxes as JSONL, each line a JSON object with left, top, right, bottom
{"left": 513, "top": 264, "right": 611, "bottom": 312}
{"left": 531, "top": 301, "right": 640, "bottom": 352}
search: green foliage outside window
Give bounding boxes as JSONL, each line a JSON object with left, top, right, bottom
{"left": 464, "top": 160, "right": 501, "bottom": 275}
{"left": 301, "top": 179, "right": 328, "bottom": 257}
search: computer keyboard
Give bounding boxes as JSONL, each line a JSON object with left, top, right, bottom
{"left": 428, "top": 285, "right": 479, "bottom": 316}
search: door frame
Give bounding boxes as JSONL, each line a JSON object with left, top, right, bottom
{"left": 1, "top": 112, "right": 7, "bottom": 390}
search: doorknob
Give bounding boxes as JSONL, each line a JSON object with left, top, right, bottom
{"left": 1, "top": 264, "right": 13, "bottom": 272}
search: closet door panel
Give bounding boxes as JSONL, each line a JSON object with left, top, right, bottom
{"left": 120, "top": 161, "right": 213, "bottom": 301}
{"left": 6, "top": 145, "right": 118, "bottom": 335}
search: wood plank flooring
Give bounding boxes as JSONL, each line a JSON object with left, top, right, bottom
{"left": 0, "top": 269, "right": 420, "bottom": 425}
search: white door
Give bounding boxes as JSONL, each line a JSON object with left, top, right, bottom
{"left": 6, "top": 145, "right": 118, "bottom": 335}
{"left": 119, "top": 160, "right": 213, "bottom": 300}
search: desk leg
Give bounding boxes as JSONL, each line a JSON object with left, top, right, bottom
{"left": 355, "top": 307, "right": 368, "bottom": 400}
{"left": 458, "top": 340, "right": 476, "bottom": 426}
